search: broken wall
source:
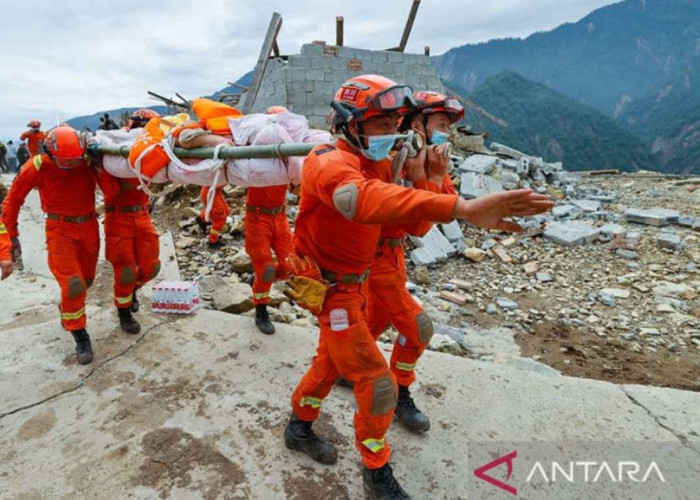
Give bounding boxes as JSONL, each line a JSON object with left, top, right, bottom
{"left": 250, "top": 43, "right": 444, "bottom": 128}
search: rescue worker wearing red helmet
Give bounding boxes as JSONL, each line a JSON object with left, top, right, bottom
{"left": 365, "top": 90, "right": 463, "bottom": 435}
{"left": 283, "top": 74, "right": 553, "bottom": 498}
{"left": 20, "top": 120, "right": 46, "bottom": 157}
{"left": 243, "top": 104, "right": 294, "bottom": 335}
{"left": 3, "top": 126, "right": 99, "bottom": 364}
{"left": 96, "top": 108, "right": 161, "bottom": 334}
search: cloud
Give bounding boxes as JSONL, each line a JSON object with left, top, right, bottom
{"left": 0, "top": 0, "right": 616, "bottom": 139}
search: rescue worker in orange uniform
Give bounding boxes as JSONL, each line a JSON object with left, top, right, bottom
{"left": 282, "top": 75, "right": 553, "bottom": 499}
{"left": 3, "top": 126, "right": 99, "bottom": 364}
{"left": 244, "top": 105, "right": 295, "bottom": 335}
{"left": 366, "top": 91, "right": 463, "bottom": 435}
{"left": 97, "top": 109, "right": 162, "bottom": 334}
{"left": 20, "top": 120, "right": 46, "bottom": 157}
{"left": 197, "top": 186, "right": 231, "bottom": 249}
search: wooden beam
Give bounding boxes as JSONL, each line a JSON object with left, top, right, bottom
{"left": 336, "top": 16, "right": 344, "bottom": 47}
{"left": 424, "top": 45, "right": 430, "bottom": 56}
{"left": 242, "top": 12, "right": 283, "bottom": 114}
{"left": 227, "top": 82, "right": 251, "bottom": 92}
{"left": 398, "top": 0, "right": 421, "bottom": 53}
{"left": 272, "top": 40, "right": 280, "bottom": 57}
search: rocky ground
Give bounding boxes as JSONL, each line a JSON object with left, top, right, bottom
{"left": 151, "top": 148, "right": 700, "bottom": 393}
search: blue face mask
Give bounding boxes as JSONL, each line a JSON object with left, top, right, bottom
{"left": 360, "top": 134, "right": 399, "bottom": 161}
{"left": 430, "top": 130, "right": 449, "bottom": 146}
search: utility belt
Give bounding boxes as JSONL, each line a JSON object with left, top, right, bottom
{"left": 104, "top": 204, "right": 148, "bottom": 213}
{"left": 246, "top": 205, "right": 285, "bottom": 216}
{"left": 46, "top": 213, "right": 97, "bottom": 223}
{"left": 321, "top": 269, "right": 370, "bottom": 285}
{"left": 377, "top": 236, "right": 405, "bottom": 249}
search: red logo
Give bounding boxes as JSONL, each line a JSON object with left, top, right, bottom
{"left": 474, "top": 450, "right": 518, "bottom": 495}
{"left": 340, "top": 87, "right": 360, "bottom": 103}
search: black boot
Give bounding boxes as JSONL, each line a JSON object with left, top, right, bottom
{"left": 208, "top": 239, "right": 224, "bottom": 250}
{"left": 395, "top": 385, "right": 430, "bottom": 433}
{"left": 284, "top": 413, "right": 337, "bottom": 465}
{"left": 118, "top": 306, "right": 141, "bottom": 335}
{"left": 71, "top": 329, "right": 93, "bottom": 365}
{"left": 363, "top": 463, "right": 412, "bottom": 499}
{"left": 130, "top": 289, "right": 140, "bottom": 313}
{"left": 255, "top": 304, "right": 275, "bottom": 335}
{"left": 195, "top": 215, "right": 209, "bottom": 233}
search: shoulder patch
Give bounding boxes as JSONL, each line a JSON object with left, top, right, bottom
{"left": 315, "top": 146, "right": 335, "bottom": 156}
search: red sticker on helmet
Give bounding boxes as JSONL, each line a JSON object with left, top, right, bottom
{"left": 340, "top": 87, "right": 360, "bottom": 103}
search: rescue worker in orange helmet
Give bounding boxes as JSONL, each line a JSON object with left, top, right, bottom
{"left": 3, "top": 126, "right": 99, "bottom": 364}
{"left": 244, "top": 104, "right": 295, "bottom": 335}
{"left": 95, "top": 111, "right": 162, "bottom": 334}
{"left": 196, "top": 186, "right": 231, "bottom": 249}
{"left": 365, "top": 91, "right": 463, "bottom": 436}
{"left": 283, "top": 74, "right": 553, "bottom": 498}
{"left": 20, "top": 120, "right": 47, "bottom": 157}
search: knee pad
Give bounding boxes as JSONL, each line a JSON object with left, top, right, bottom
{"left": 67, "top": 276, "right": 86, "bottom": 299}
{"left": 416, "top": 312, "right": 434, "bottom": 344}
{"left": 119, "top": 266, "right": 137, "bottom": 285}
{"left": 262, "top": 264, "right": 275, "bottom": 283}
{"left": 371, "top": 374, "right": 397, "bottom": 416}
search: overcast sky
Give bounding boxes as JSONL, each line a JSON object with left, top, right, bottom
{"left": 0, "top": 0, "right": 618, "bottom": 140}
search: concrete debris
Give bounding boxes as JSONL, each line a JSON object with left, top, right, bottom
{"left": 439, "top": 220, "right": 465, "bottom": 243}
{"left": 459, "top": 172, "right": 503, "bottom": 199}
{"left": 624, "top": 208, "right": 680, "bottom": 226}
{"left": 496, "top": 297, "right": 519, "bottom": 310}
{"left": 463, "top": 247, "right": 487, "bottom": 262}
{"left": 492, "top": 246, "right": 513, "bottom": 263}
{"left": 657, "top": 232, "right": 683, "bottom": 251}
{"left": 440, "top": 291, "right": 471, "bottom": 305}
{"left": 544, "top": 221, "right": 600, "bottom": 247}
{"left": 456, "top": 154, "right": 498, "bottom": 174}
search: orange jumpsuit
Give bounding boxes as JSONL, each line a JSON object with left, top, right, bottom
{"left": 98, "top": 171, "right": 161, "bottom": 308}
{"left": 20, "top": 130, "right": 46, "bottom": 157}
{"left": 290, "top": 140, "right": 458, "bottom": 470}
{"left": 244, "top": 186, "right": 294, "bottom": 305}
{"left": 200, "top": 186, "right": 231, "bottom": 244}
{"left": 3, "top": 156, "right": 98, "bottom": 331}
{"left": 367, "top": 175, "right": 456, "bottom": 388}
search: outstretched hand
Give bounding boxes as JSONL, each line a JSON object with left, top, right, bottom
{"left": 452, "top": 189, "right": 554, "bottom": 232}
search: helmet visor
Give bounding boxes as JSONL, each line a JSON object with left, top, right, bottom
{"left": 372, "top": 85, "right": 417, "bottom": 113}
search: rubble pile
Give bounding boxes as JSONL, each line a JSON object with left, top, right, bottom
{"left": 157, "top": 129, "right": 700, "bottom": 387}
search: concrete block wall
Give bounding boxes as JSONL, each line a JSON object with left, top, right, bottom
{"left": 251, "top": 43, "right": 445, "bottom": 129}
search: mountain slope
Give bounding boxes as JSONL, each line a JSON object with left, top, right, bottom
{"left": 433, "top": 0, "right": 700, "bottom": 115}
{"left": 461, "top": 72, "right": 657, "bottom": 171}
{"left": 618, "top": 59, "right": 700, "bottom": 174}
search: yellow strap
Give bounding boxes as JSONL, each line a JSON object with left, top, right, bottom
{"left": 33, "top": 155, "right": 42, "bottom": 171}
{"left": 0, "top": 224, "right": 7, "bottom": 235}
{"left": 299, "top": 396, "right": 323, "bottom": 409}
{"left": 115, "top": 295, "right": 132, "bottom": 305}
{"left": 361, "top": 437, "right": 386, "bottom": 453}
{"left": 253, "top": 292, "right": 270, "bottom": 300}
{"left": 395, "top": 361, "right": 416, "bottom": 372}
{"left": 210, "top": 228, "right": 221, "bottom": 235}
{"left": 61, "top": 307, "right": 86, "bottom": 321}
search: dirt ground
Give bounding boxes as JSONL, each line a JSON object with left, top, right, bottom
{"left": 517, "top": 320, "right": 700, "bottom": 391}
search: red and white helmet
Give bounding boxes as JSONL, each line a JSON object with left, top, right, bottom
{"left": 28, "top": 119, "right": 41, "bottom": 129}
